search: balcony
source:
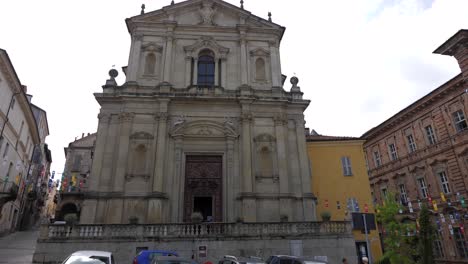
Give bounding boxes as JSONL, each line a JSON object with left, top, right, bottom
{"left": 40, "top": 221, "right": 351, "bottom": 240}
{"left": 0, "top": 181, "right": 19, "bottom": 210}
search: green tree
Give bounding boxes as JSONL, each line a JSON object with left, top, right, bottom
{"left": 417, "top": 204, "right": 435, "bottom": 264}
{"left": 376, "top": 192, "right": 417, "bottom": 264}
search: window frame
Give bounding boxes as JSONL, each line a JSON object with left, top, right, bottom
{"left": 399, "top": 183, "right": 408, "bottom": 204}
{"left": 417, "top": 177, "right": 428, "bottom": 198}
{"left": 197, "top": 51, "right": 215, "bottom": 87}
{"left": 453, "top": 110, "right": 468, "bottom": 132}
{"left": 373, "top": 151, "right": 381, "bottom": 167}
{"left": 341, "top": 156, "right": 353, "bottom": 176}
{"left": 407, "top": 134, "right": 417, "bottom": 153}
{"left": 437, "top": 171, "right": 451, "bottom": 194}
{"left": 388, "top": 143, "right": 398, "bottom": 161}
{"left": 425, "top": 125, "right": 437, "bottom": 145}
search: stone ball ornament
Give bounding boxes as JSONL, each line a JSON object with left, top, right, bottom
{"left": 290, "top": 76, "right": 299, "bottom": 86}
{"left": 109, "top": 69, "right": 119, "bottom": 79}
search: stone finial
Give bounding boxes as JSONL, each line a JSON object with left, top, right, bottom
{"left": 240, "top": 0, "right": 244, "bottom": 9}
{"left": 105, "top": 68, "right": 118, "bottom": 86}
{"left": 268, "top": 12, "right": 272, "bottom": 22}
{"left": 171, "top": 0, "right": 175, "bottom": 5}
{"left": 141, "top": 4, "right": 145, "bottom": 15}
{"left": 290, "top": 76, "right": 301, "bottom": 94}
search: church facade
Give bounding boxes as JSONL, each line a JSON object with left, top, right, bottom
{"left": 80, "top": 0, "right": 316, "bottom": 225}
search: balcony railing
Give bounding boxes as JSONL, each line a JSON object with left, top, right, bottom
{"left": 40, "top": 221, "right": 351, "bottom": 240}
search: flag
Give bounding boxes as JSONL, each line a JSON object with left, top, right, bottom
{"left": 440, "top": 192, "right": 446, "bottom": 202}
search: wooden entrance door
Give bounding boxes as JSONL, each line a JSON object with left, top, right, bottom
{"left": 184, "top": 155, "right": 222, "bottom": 222}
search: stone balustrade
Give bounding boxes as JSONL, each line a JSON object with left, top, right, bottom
{"left": 41, "top": 221, "right": 351, "bottom": 240}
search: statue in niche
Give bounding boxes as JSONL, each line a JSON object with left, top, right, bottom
{"left": 199, "top": 1, "right": 215, "bottom": 25}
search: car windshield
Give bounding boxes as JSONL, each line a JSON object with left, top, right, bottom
{"left": 63, "top": 256, "right": 106, "bottom": 264}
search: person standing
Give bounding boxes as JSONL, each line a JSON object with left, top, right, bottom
{"left": 342, "top": 258, "right": 348, "bottom": 264}
{"left": 362, "top": 257, "right": 369, "bottom": 264}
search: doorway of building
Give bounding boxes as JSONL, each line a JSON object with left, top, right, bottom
{"left": 193, "top": 196, "right": 213, "bottom": 221}
{"left": 356, "top": 242, "right": 369, "bottom": 264}
{"left": 184, "top": 155, "right": 222, "bottom": 222}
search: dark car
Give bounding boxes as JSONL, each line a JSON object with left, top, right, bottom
{"left": 266, "top": 255, "right": 327, "bottom": 264}
{"left": 133, "top": 250, "right": 179, "bottom": 264}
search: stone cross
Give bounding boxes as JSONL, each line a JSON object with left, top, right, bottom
{"left": 141, "top": 4, "right": 145, "bottom": 15}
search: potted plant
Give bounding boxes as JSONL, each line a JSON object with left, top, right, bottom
{"left": 190, "top": 212, "right": 203, "bottom": 223}
{"left": 129, "top": 216, "right": 139, "bottom": 224}
{"left": 64, "top": 213, "right": 78, "bottom": 225}
{"left": 320, "top": 211, "right": 331, "bottom": 222}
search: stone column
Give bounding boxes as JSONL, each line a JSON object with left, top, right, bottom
{"left": 295, "top": 117, "right": 316, "bottom": 221}
{"left": 163, "top": 35, "right": 174, "bottom": 83}
{"left": 113, "top": 112, "right": 134, "bottom": 192}
{"left": 127, "top": 34, "right": 143, "bottom": 83}
{"left": 274, "top": 114, "right": 291, "bottom": 218}
{"left": 240, "top": 37, "right": 248, "bottom": 85}
{"left": 193, "top": 58, "right": 198, "bottom": 85}
{"left": 185, "top": 56, "right": 192, "bottom": 87}
{"left": 269, "top": 40, "right": 281, "bottom": 87}
{"left": 214, "top": 59, "right": 219, "bottom": 86}
{"left": 171, "top": 136, "right": 183, "bottom": 222}
{"left": 221, "top": 57, "right": 227, "bottom": 88}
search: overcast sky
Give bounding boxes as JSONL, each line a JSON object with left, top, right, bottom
{"left": 0, "top": 0, "right": 467, "bottom": 175}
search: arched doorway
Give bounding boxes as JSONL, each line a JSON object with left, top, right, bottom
{"left": 58, "top": 203, "right": 79, "bottom": 221}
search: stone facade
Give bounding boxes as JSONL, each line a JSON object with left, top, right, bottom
{"left": 362, "top": 30, "right": 468, "bottom": 262}
{"left": 55, "top": 133, "right": 96, "bottom": 221}
{"left": 80, "top": 0, "right": 316, "bottom": 225}
{"left": 0, "top": 49, "right": 42, "bottom": 235}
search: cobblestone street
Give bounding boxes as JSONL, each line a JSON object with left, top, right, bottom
{"left": 0, "top": 230, "right": 38, "bottom": 264}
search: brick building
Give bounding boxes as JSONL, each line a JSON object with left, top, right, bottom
{"left": 362, "top": 30, "right": 468, "bottom": 262}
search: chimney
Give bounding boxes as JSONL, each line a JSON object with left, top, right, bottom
{"left": 21, "top": 85, "right": 27, "bottom": 93}
{"left": 433, "top": 29, "right": 468, "bottom": 82}
{"left": 87, "top": 133, "right": 90, "bottom": 136}
{"left": 82, "top": 133, "right": 84, "bottom": 138}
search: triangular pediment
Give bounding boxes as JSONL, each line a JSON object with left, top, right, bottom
{"left": 127, "top": 0, "right": 283, "bottom": 30}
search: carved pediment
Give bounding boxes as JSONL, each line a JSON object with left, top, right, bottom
{"left": 184, "top": 36, "right": 230, "bottom": 58}
{"left": 170, "top": 120, "right": 238, "bottom": 139}
{"left": 127, "top": 0, "right": 283, "bottom": 31}
{"left": 142, "top": 43, "right": 163, "bottom": 53}
{"left": 409, "top": 164, "right": 425, "bottom": 173}
{"left": 130, "top": 131, "right": 154, "bottom": 140}
{"left": 250, "top": 48, "right": 270, "bottom": 57}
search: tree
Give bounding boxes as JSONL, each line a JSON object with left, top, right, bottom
{"left": 376, "top": 192, "right": 417, "bottom": 264}
{"left": 417, "top": 204, "right": 435, "bottom": 264}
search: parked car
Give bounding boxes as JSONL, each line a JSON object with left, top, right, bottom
{"left": 133, "top": 250, "right": 179, "bottom": 264}
{"left": 265, "top": 255, "right": 327, "bottom": 264}
{"left": 218, "top": 255, "right": 266, "bottom": 264}
{"left": 62, "top": 251, "right": 115, "bottom": 264}
{"left": 151, "top": 256, "right": 194, "bottom": 264}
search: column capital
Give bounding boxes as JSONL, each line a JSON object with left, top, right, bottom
{"left": 274, "top": 113, "right": 288, "bottom": 126}
{"left": 118, "top": 112, "right": 135, "bottom": 122}
{"left": 155, "top": 112, "right": 168, "bottom": 121}
{"left": 241, "top": 113, "right": 253, "bottom": 122}
{"left": 97, "top": 113, "right": 111, "bottom": 123}
{"left": 132, "top": 33, "right": 144, "bottom": 41}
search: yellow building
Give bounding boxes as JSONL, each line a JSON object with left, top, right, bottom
{"left": 307, "top": 133, "right": 383, "bottom": 263}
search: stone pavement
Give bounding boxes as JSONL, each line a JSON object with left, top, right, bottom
{"left": 0, "top": 230, "right": 38, "bottom": 264}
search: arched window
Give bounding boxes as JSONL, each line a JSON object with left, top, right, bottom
{"left": 197, "top": 50, "right": 215, "bottom": 86}
{"left": 255, "top": 58, "right": 266, "bottom": 81}
{"left": 144, "top": 53, "right": 156, "bottom": 75}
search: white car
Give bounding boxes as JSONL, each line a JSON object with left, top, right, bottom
{"left": 62, "top": 250, "right": 116, "bottom": 264}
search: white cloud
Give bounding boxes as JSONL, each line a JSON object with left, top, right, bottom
{"left": 0, "top": 0, "right": 466, "bottom": 173}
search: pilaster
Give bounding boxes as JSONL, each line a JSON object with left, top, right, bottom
{"left": 88, "top": 113, "right": 111, "bottom": 192}
{"left": 113, "top": 112, "right": 134, "bottom": 192}
{"left": 240, "top": 37, "right": 248, "bottom": 85}
{"left": 171, "top": 136, "right": 184, "bottom": 222}
{"left": 269, "top": 40, "right": 281, "bottom": 87}
{"left": 127, "top": 34, "right": 143, "bottom": 83}
{"left": 153, "top": 101, "right": 169, "bottom": 193}
{"left": 163, "top": 34, "right": 174, "bottom": 83}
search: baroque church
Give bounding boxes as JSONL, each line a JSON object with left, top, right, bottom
{"left": 80, "top": 0, "right": 316, "bottom": 225}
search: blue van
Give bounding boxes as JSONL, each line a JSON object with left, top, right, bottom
{"left": 133, "top": 250, "right": 179, "bottom": 264}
